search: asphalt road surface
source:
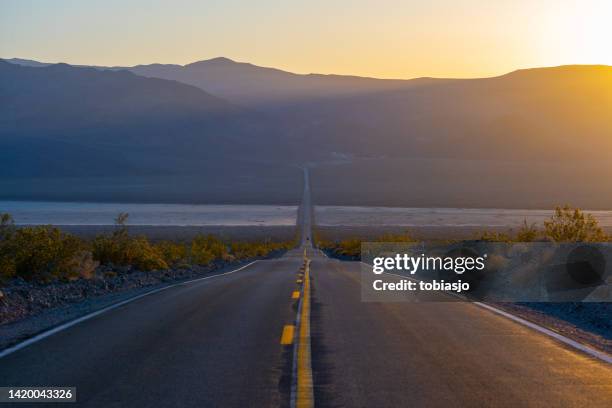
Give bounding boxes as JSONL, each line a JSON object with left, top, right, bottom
{"left": 309, "top": 256, "right": 612, "bottom": 407}
{"left": 1, "top": 169, "right": 611, "bottom": 407}
{"left": 0, "top": 255, "right": 302, "bottom": 407}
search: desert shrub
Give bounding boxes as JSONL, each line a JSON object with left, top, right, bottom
{"left": 544, "top": 205, "right": 607, "bottom": 242}
{"left": 322, "top": 238, "right": 361, "bottom": 259}
{"left": 128, "top": 237, "right": 168, "bottom": 271}
{"left": 0, "top": 213, "right": 15, "bottom": 239}
{"left": 3, "top": 225, "right": 86, "bottom": 281}
{"left": 0, "top": 213, "right": 16, "bottom": 280}
{"left": 313, "top": 229, "right": 334, "bottom": 250}
{"left": 515, "top": 219, "right": 540, "bottom": 242}
{"left": 190, "top": 234, "right": 229, "bottom": 265}
{"left": 93, "top": 234, "right": 167, "bottom": 271}
{"left": 230, "top": 240, "right": 292, "bottom": 260}
{"left": 316, "top": 231, "right": 414, "bottom": 260}
{"left": 231, "top": 242, "right": 264, "bottom": 259}
{"left": 71, "top": 251, "right": 99, "bottom": 279}
{"left": 92, "top": 213, "right": 167, "bottom": 271}
{"left": 156, "top": 241, "right": 188, "bottom": 266}
{"left": 478, "top": 230, "right": 511, "bottom": 242}
{"left": 377, "top": 233, "right": 416, "bottom": 243}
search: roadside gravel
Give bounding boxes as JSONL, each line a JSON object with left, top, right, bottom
{"left": 0, "top": 255, "right": 281, "bottom": 351}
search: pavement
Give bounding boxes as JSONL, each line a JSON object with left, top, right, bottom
{"left": 1, "top": 168, "right": 611, "bottom": 407}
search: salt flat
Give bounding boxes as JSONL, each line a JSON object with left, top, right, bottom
{"left": 315, "top": 206, "right": 612, "bottom": 227}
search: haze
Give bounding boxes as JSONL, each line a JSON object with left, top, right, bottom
{"left": 2, "top": 0, "right": 611, "bottom": 79}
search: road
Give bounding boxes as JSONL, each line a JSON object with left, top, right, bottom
{"left": 1, "top": 169, "right": 611, "bottom": 407}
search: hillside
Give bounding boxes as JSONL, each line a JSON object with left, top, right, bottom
{"left": 126, "top": 57, "right": 443, "bottom": 107}
{"left": 289, "top": 65, "right": 612, "bottom": 161}
{"left": 5, "top": 57, "right": 443, "bottom": 107}
{"left": 303, "top": 65, "right": 612, "bottom": 208}
{"left": 2, "top": 59, "right": 612, "bottom": 207}
{"left": 0, "top": 61, "right": 301, "bottom": 203}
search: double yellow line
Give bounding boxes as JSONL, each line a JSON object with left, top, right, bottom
{"left": 281, "top": 250, "right": 314, "bottom": 408}
{"left": 295, "top": 255, "right": 313, "bottom": 408}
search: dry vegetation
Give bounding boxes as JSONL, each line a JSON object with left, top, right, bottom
{"left": 315, "top": 231, "right": 416, "bottom": 260}
{"left": 0, "top": 212, "right": 294, "bottom": 283}
{"left": 316, "top": 206, "right": 610, "bottom": 259}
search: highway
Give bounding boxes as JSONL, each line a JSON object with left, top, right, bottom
{"left": 0, "top": 169, "right": 611, "bottom": 407}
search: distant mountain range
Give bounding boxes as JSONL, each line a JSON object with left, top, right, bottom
{"left": 5, "top": 57, "right": 443, "bottom": 107}
{"left": 2, "top": 57, "right": 612, "bottom": 207}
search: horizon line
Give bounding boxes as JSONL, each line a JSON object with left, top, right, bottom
{"left": 3, "top": 55, "right": 612, "bottom": 82}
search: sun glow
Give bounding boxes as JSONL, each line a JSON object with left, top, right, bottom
{"left": 2, "top": 0, "right": 612, "bottom": 78}
{"left": 538, "top": 0, "right": 612, "bottom": 66}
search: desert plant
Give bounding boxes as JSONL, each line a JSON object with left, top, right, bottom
{"left": 478, "top": 230, "right": 512, "bottom": 242}
{"left": 70, "top": 251, "right": 100, "bottom": 279}
{"left": 515, "top": 219, "right": 540, "bottom": 242}
{"left": 92, "top": 212, "right": 168, "bottom": 271}
{"left": 190, "top": 234, "right": 228, "bottom": 265}
{"left": 156, "top": 241, "right": 188, "bottom": 266}
{"left": 544, "top": 205, "right": 607, "bottom": 242}
{"left": 0, "top": 213, "right": 15, "bottom": 240}
{"left": 6, "top": 226, "right": 85, "bottom": 281}
{"left": 0, "top": 213, "right": 16, "bottom": 280}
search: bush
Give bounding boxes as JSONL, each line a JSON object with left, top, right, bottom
{"left": 92, "top": 213, "right": 168, "bottom": 271}
{"left": 544, "top": 205, "right": 607, "bottom": 242}
{"left": 1, "top": 225, "right": 86, "bottom": 281}
{"left": 478, "top": 231, "right": 512, "bottom": 242}
{"left": 0, "top": 210, "right": 294, "bottom": 281}
{"left": 315, "top": 230, "right": 415, "bottom": 260}
{"left": 156, "top": 241, "right": 188, "bottom": 267}
{"left": 0, "top": 214, "right": 16, "bottom": 280}
{"left": 190, "top": 235, "right": 229, "bottom": 265}
{"left": 515, "top": 219, "right": 540, "bottom": 242}
{"left": 230, "top": 240, "right": 284, "bottom": 259}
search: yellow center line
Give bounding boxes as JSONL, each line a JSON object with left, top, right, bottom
{"left": 296, "top": 258, "right": 314, "bottom": 408}
{"left": 280, "top": 325, "right": 295, "bottom": 345}
{"left": 292, "top": 291, "right": 301, "bottom": 299}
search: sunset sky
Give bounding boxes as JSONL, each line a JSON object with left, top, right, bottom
{"left": 2, "top": 0, "right": 611, "bottom": 79}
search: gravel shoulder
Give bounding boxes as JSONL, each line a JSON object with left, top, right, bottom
{"left": 493, "top": 302, "right": 611, "bottom": 354}
{"left": 0, "top": 254, "right": 283, "bottom": 351}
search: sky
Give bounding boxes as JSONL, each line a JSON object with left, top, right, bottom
{"left": 1, "top": 0, "right": 611, "bottom": 79}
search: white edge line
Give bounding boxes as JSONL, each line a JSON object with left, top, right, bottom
{"left": 359, "top": 262, "right": 612, "bottom": 365}
{"left": 0, "top": 260, "right": 259, "bottom": 359}
{"left": 472, "top": 301, "right": 612, "bottom": 364}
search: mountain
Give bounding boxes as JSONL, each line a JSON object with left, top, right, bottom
{"left": 295, "top": 65, "right": 612, "bottom": 161}
{"left": 3, "top": 58, "right": 612, "bottom": 208}
{"left": 5, "top": 57, "right": 443, "bottom": 107}
{"left": 0, "top": 60, "right": 302, "bottom": 203}
{"left": 126, "top": 57, "right": 444, "bottom": 107}
{"left": 4, "top": 58, "right": 51, "bottom": 68}
{"left": 302, "top": 65, "right": 612, "bottom": 208}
